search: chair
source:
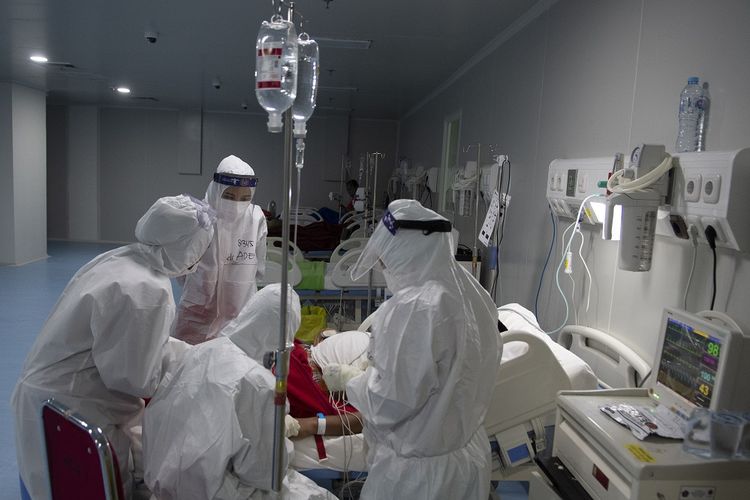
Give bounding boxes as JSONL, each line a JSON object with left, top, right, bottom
{"left": 42, "top": 399, "right": 124, "bottom": 500}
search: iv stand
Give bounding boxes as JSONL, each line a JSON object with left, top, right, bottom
{"left": 272, "top": 2, "right": 295, "bottom": 493}
{"left": 366, "top": 152, "right": 384, "bottom": 317}
{"left": 462, "top": 143, "right": 482, "bottom": 277}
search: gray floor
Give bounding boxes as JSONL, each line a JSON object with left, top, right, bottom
{"left": 0, "top": 241, "right": 527, "bottom": 500}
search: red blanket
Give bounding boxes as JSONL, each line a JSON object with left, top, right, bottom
{"left": 287, "top": 340, "right": 358, "bottom": 417}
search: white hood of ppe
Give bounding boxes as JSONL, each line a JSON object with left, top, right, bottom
{"left": 206, "top": 155, "right": 256, "bottom": 220}
{"left": 222, "top": 284, "right": 300, "bottom": 363}
{"left": 135, "top": 195, "right": 215, "bottom": 277}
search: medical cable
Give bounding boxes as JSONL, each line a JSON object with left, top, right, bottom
{"left": 496, "top": 157, "right": 511, "bottom": 250}
{"left": 327, "top": 390, "right": 365, "bottom": 496}
{"left": 493, "top": 157, "right": 511, "bottom": 299}
{"left": 568, "top": 274, "right": 578, "bottom": 324}
{"left": 489, "top": 162, "right": 504, "bottom": 299}
{"left": 545, "top": 194, "right": 603, "bottom": 335}
{"left": 576, "top": 230, "right": 594, "bottom": 312}
{"left": 293, "top": 165, "right": 302, "bottom": 248}
{"left": 705, "top": 225, "right": 718, "bottom": 310}
{"left": 534, "top": 202, "right": 557, "bottom": 318}
{"left": 683, "top": 225, "right": 700, "bottom": 310}
{"left": 606, "top": 154, "right": 673, "bottom": 193}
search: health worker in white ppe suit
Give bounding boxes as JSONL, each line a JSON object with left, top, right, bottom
{"left": 174, "top": 154, "right": 268, "bottom": 344}
{"left": 324, "top": 199, "right": 501, "bottom": 500}
{"left": 11, "top": 195, "right": 216, "bottom": 500}
{"left": 143, "top": 284, "right": 334, "bottom": 500}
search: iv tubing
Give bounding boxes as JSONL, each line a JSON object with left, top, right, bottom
{"left": 545, "top": 194, "right": 603, "bottom": 335}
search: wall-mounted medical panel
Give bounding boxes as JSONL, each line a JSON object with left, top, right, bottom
{"left": 656, "top": 148, "right": 750, "bottom": 252}
{"left": 546, "top": 156, "right": 617, "bottom": 224}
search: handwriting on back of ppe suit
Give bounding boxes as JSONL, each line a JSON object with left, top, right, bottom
{"left": 225, "top": 239, "right": 256, "bottom": 265}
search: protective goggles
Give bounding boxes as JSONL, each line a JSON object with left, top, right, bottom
{"left": 213, "top": 172, "right": 258, "bottom": 188}
{"left": 382, "top": 210, "right": 452, "bottom": 236}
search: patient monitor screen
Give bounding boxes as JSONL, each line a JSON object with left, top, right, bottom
{"left": 657, "top": 317, "right": 722, "bottom": 408}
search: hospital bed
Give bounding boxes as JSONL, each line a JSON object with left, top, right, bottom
{"left": 290, "top": 304, "right": 598, "bottom": 481}
{"left": 259, "top": 237, "right": 386, "bottom": 327}
{"left": 288, "top": 206, "right": 324, "bottom": 226}
{"left": 487, "top": 304, "right": 597, "bottom": 480}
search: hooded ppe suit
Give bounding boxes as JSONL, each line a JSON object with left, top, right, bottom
{"left": 175, "top": 155, "right": 268, "bottom": 344}
{"left": 143, "top": 284, "right": 334, "bottom": 500}
{"left": 345, "top": 199, "right": 501, "bottom": 500}
{"left": 11, "top": 195, "right": 215, "bottom": 500}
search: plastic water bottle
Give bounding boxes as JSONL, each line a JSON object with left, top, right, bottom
{"left": 676, "top": 77, "right": 707, "bottom": 152}
{"left": 255, "top": 15, "right": 298, "bottom": 133}
{"left": 292, "top": 33, "right": 319, "bottom": 138}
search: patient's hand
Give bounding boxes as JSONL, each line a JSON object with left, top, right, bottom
{"left": 292, "top": 418, "right": 318, "bottom": 440}
{"left": 291, "top": 413, "right": 364, "bottom": 440}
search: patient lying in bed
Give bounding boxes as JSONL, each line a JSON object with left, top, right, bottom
{"left": 286, "top": 331, "right": 370, "bottom": 471}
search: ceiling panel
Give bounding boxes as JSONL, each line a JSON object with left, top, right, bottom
{"left": 0, "top": 0, "right": 539, "bottom": 118}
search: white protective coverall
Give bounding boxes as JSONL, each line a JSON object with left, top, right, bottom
{"left": 11, "top": 195, "right": 215, "bottom": 500}
{"left": 344, "top": 199, "right": 501, "bottom": 499}
{"left": 174, "top": 155, "right": 268, "bottom": 344}
{"left": 143, "top": 284, "right": 334, "bottom": 500}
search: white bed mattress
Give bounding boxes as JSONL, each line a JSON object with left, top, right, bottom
{"left": 291, "top": 434, "right": 368, "bottom": 472}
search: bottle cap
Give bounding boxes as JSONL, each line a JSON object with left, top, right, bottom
{"left": 688, "top": 77, "right": 699, "bottom": 85}
{"left": 267, "top": 113, "right": 283, "bottom": 133}
{"left": 293, "top": 119, "right": 307, "bottom": 138}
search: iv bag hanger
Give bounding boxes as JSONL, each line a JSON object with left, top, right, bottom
{"left": 271, "top": 0, "right": 306, "bottom": 28}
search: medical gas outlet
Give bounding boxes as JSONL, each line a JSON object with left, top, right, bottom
{"left": 546, "top": 156, "right": 619, "bottom": 225}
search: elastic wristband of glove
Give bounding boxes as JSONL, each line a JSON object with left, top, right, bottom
{"left": 316, "top": 412, "right": 326, "bottom": 435}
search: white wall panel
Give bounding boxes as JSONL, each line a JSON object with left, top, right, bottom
{"left": 397, "top": 0, "right": 750, "bottom": 364}
{"left": 67, "top": 106, "right": 100, "bottom": 241}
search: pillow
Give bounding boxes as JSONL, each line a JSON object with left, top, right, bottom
{"left": 310, "top": 331, "right": 370, "bottom": 372}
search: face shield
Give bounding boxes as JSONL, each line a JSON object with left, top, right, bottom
{"left": 211, "top": 172, "right": 258, "bottom": 201}
{"left": 350, "top": 202, "right": 453, "bottom": 285}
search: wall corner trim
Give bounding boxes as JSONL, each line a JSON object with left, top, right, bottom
{"left": 402, "top": 0, "right": 558, "bottom": 120}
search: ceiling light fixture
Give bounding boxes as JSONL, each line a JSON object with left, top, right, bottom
{"left": 115, "top": 87, "right": 131, "bottom": 94}
{"left": 30, "top": 55, "right": 48, "bottom": 63}
{"left": 315, "top": 37, "right": 372, "bottom": 50}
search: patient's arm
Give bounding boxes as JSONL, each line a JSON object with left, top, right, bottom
{"left": 292, "top": 412, "right": 363, "bottom": 439}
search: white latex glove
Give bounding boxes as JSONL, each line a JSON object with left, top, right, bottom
{"left": 322, "top": 363, "right": 364, "bottom": 391}
{"left": 285, "top": 415, "right": 300, "bottom": 438}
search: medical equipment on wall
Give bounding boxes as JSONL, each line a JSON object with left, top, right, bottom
{"left": 535, "top": 308, "right": 750, "bottom": 500}
{"left": 604, "top": 144, "right": 673, "bottom": 272}
{"left": 255, "top": 14, "right": 298, "bottom": 133}
{"left": 655, "top": 148, "right": 750, "bottom": 252}
{"left": 547, "top": 155, "right": 622, "bottom": 225}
